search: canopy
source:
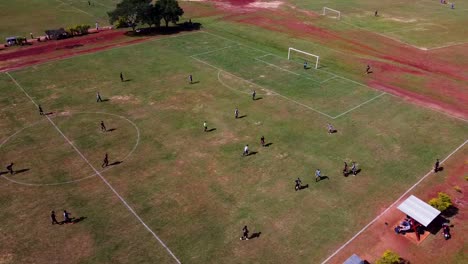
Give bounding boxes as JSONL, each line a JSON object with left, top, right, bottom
{"left": 343, "top": 254, "right": 365, "bottom": 264}
{"left": 397, "top": 195, "right": 440, "bottom": 227}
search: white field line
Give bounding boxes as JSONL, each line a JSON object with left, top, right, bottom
{"left": 190, "top": 44, "right": 238, "bottom": 57}
{"left": 383, "top": 23, "right": 448, "bottom": 34}
{"left": 191, "top": 55, "right": 334, "bottom": 118}
{"left": 217, "top": 70, "right": 269, "bottom": 96}
{"left": 6, "top": 72, "right": 181, "bottom": 264}
{"left": 320, "top": 76, "right": 336, "bottom": 83}
{"left": 332, "top": 92, "right": 386, "bottom": 119}
{"left": 56, "top": 0, "right": 96, "bottom": 18}
{"left": 254, "top": 58, "right": 300, "bottom": 76}
{"left": 321, "top": 138, "right": 468, "bottom": 264}
{"left": 3, "top": 31, "right": 202, "bottom": 73}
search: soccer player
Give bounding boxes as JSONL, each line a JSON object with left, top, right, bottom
{"left": 240, "top": 226, "right": 249, "bottom": 240}
{"left": 204, "top": 121, "right": 208, "bottom": 132}
{"left": 304, "top": 61, "right": 308, "bottom": 69}
{"left": 351, "top": 162, "right": 358, "bottom": 176}
{"left": 295, "top": 178, "right": 302, "bottom": 191}
{"left": 343, "top": 162, "right": 348, "bottom": 176}
{"left": 375, "top": 10, "right": 378, "bottom": 17}
{"left": 189, "top": 75, "right": 193, "bottom": 84}
{"left": 434, "top": 159, "right": 440, "bottom": 172}
{"left": 451, "top": 3, "right": 454, "bottom": 9}
{"left": 315, "top": 169, "right": 322, "bottom": 182}
{"left": 51, "top": 211, "right": 60, "bottom": 225}
{"left": 63, "top": 210, "right": 72, "bottom": 224}
{"left": 102, "top": 153, "right": 109, "bottom": 168}
{"left": 327, "top": 123, "right": 335, "bottom": 134}
{"left": 96, "top": 92, "right": 103, "bottom": 102}
{"left": 120, "top": 72, "right": 124, "bottom": 82}
{"left": 252, "top": 90, "right": 256, "bottom": 100}
{"left": 243, "top": 145, "right": 249, "bottom": 156}
{"left": 6, "top": 163, "right": 14, "bottom": 174}
{"left": 38, "top": 105, "right": 44, "bottom": 115}
{"left": 260, "top": 136, "right": 265, "bottom": 147}
{"left": 100, "top": 121, "right": 106, "bottom": 132}
{"left": 235, "top": 108, "right": 239, "bottom": 119}
{"left": 366, "top": 65, "right": 372, "bottom": 74}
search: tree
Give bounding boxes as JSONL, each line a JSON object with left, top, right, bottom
{"left": 141, "top": 4, "right": 162, "bottom": 28}
{"left": 157, "top": 0, "right": 184, "bottom": 27}
{"left": 108, "top": 0, "right": 152, "bottom": 31}
{"left": 376, "top": 250, "right": 403, "bottom": 264}
{"left": 429, "top": 192, "right": 452, "bottom": 212}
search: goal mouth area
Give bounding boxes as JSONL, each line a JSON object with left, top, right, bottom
{"left": 287, "top": 48, "right": 320, "bottom": 69}
{"left": 322, "top": 7, "right": 341, "bottom": 20}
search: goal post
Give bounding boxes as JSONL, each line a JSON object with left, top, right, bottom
{"left": 322, "top": 7, "right": 341, "bottom": 20}
{"left": 288, "top": 48, "right": 319, "bottom": 69}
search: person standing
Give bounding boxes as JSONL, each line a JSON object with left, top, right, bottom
{"left": 315, "top": 169, "right": 322, "bottom": 182}
{"left": 434, "top": 159, "right": 440, "bottom": 172}
{"left": 304, "top": 61, "right": 308, "bottom": 69}
{"left": 243, "top": 145, "right": 249, "bottom": 156}
{"left": 51, "top": 211, "right": 60, "bottom": 225}
{"left": 120, "top": 72, "right": 124, "bottom": 82}
{"left": 204, "top": 121, "right": 208, "bottom": 132}
{"left": 63, "top": 210, "right": 72, "bottom": 224}
{"left": 96, "top": 92, "right": 103, "bottom": 102}
{"left": 38, "top": 105, "right": 44, "bottom": 115}
{"left": 374, "top": 10, "right": 378, "bottom": 17}
{"left": 102, "top": 153, "right": 109, "bottom": 168}
{"left": 189, "top": 75, "right": 193, "bottom": 84}
{"left": 100, "top": 121, "right": 107, "bottom": 132}
{"left": 366, "top": 65, "right": 372, "bottom": 74}
{"left": 327, "top": 123, "right": 335, "bottom": 134}
{"left": 6, "top": 163, "right": 14, "bottom": 174}
{"left": 252, "top": 90, "right": 256, "bottom": 100}
{"left": 351, "top": 162, "right": 358, "bottom": 176}
{"left": 295, "top": 178, "right": 302, "bottom": 191}
{"left": 235, "top": 108, "right": 239, "bottom": 119}
{"left": 240, "top": 226, "right": 249, "bottom": 240}
{"left": 95, "top": 21, "right": 99, "bottom": 31}
{"left": 260, "top": 136, "right": 265, "bottom": 147}
{"left": 343, "top": 162, "right": 348, "bottom": 176}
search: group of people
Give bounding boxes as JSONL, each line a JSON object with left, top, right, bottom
{"left": 51, "top": 210, "right": 73, "bottom": 225}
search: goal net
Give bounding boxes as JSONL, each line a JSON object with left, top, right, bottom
{"left": 287, "top": 48, "right": 319, "bottom": 69}
{"left": 322, "top": 7, "right": 341, "bottom": 20}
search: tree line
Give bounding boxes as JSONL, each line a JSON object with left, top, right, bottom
{"left": 108, "top": 0, "right": 184, "bottom": 31}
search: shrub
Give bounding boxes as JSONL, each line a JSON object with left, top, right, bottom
{"left": 376, "top": 250, "right": 401, "bottom": 264}
{"left": 429, "top": 192, "right": 452, "bottom": 212}
{"left": 115, "top": 17, "right": 130, "bottom": 29}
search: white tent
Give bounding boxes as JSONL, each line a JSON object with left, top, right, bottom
{"left": 397, "top": 195, "right": 441, "bottom": 227}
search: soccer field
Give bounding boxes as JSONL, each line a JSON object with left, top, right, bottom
{"left": 1, "top": 29, "right": 467, "bottom": 263}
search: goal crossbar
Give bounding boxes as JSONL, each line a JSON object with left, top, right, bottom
{"left": 322, "top": 7, "right": 341, "bottom": 20}
{"left": 288, "top": 48, "right": 319, "bottom": 69}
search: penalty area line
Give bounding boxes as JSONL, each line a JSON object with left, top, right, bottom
{"left": 332, "top": 92, "right": 386, "bottom": 119}
{"left": 6, "top": 72, "right": 182, "bottom": 264}
{"left": 321, "top": 138, "right": 468, "bottom": 264}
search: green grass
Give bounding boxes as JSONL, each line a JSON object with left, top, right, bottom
{"left": 0, "top": 0, "right": 117, "bottom": 40}
{"left": 288, "top": 0, "right": 468, "bottom": 48}
{"left": 0, "top": 28, "right": 466, "bottom": 264}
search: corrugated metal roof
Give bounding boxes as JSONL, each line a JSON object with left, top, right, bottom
{"left": 397, "top": 195, "right": 441, "bottom": 227}
{"left": 343, "top": 254, "right": 364, "bottom": 264}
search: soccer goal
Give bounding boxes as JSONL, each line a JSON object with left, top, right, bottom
{"left": 322, "top": 7, "right": 341, "bottom": 20}
{"left": 288, "top": 48, "right": 320, "bottom": 69}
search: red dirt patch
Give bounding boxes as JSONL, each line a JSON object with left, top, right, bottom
{"left": 0, "top": 29, "right": 151, "bottom": 72}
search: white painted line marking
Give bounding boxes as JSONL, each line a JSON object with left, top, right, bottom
{"left": 332, "top": 92, "right": 386, "bottom": 119}
{"left": 321, "top": 139, "right": 468, "bottom": 264}
{"left": 320, "top": 76, "right": 336, "bottom": 83}
{"left": 6, "top": 72, "right": 181, "bottom": 264}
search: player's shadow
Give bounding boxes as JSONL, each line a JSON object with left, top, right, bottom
{"left": 123, "top": 79, "right": 132, "bottom": 82}
{"left": 107, "top": 128, "right": 117, "bottom": 132}
{"left": 14, "top": 168, "right": 30, "bottom": 174}
{"left": 238, "top": 115, "right": 247, "bottom": 119}
{"left": 0, "top": 171, "right": 9, "bottom": 175}
{"left": 109, "top": 161, "right": 122, "bottom": 166}
{"left": 435, "top": 167, "right": 444, "bottom": 172}
{"left": 45, "top": 112, "right": 54, "bottom": 116}
{"left": 249, "top": 232, "right": 262, "bottom": 239}
{"left": 298, "top": 184, "right": 309, "bottom": 190}
{"left": 207, "top": 128, "right": 216, "bottom": 132}
{"left": 190, "top": 81, "right": 200, "bottom": 84}
{"left": 264, "top": 142, "right": 273, "bottom": 147}
{"left": 101, "top": 99, "right": 110, "bottom": 102}
{"left": 316, "top": 176, "right": 329, "bottom": 182}
{"left": 72, "top": 216, "right": 87, "bottom": 224}
{"left": 253, "top": 97, "right": 263, "bottom": 101}
{"left": 353, "top": 169, "right": 362, "bottom": 176}
{"left": 247, "top": 151, "right": 258, "bottom": 156}
{"left": 329, "top": 129, "right": 338, "bottom": 134}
